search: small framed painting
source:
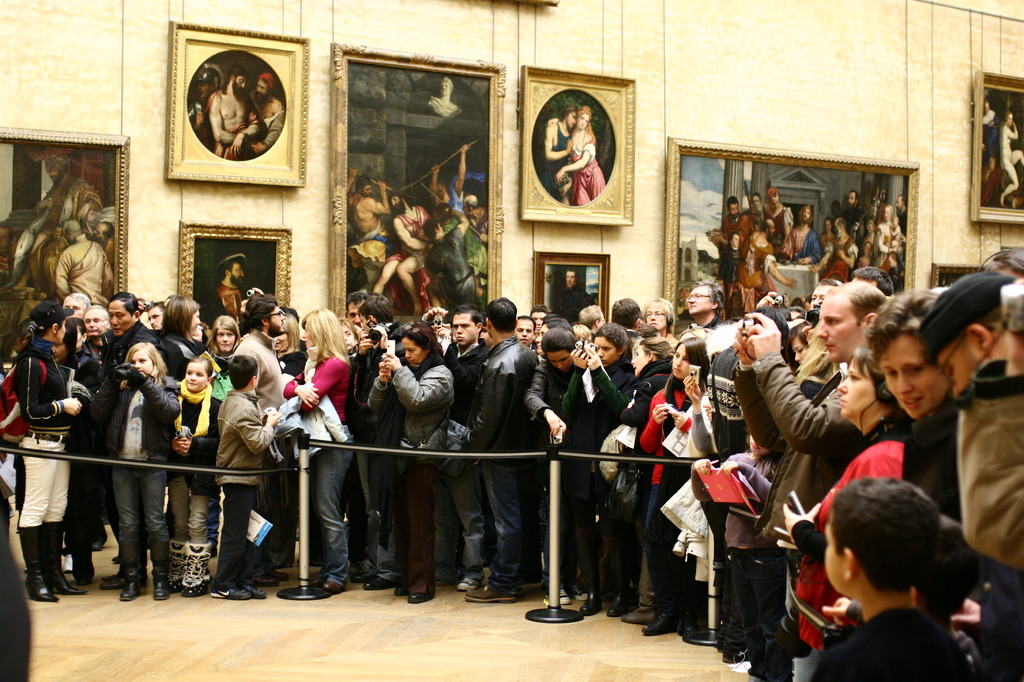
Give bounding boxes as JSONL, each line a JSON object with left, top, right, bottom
{"left": 533, "top": 251, "right": 610, "bottom": 324}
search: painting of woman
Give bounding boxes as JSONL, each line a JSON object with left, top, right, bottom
{"left": 555, "top": 105, "right": 607, "bottom": 206}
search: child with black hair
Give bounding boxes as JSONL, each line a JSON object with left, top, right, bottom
{"left": 812, "top": 478, "right": 972, "bottom": 681}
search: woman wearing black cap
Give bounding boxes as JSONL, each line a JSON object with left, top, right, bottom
{"left": 14, "top": 301, "right": 85, "bottom": 602}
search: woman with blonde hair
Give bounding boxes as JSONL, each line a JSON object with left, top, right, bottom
{"left": 277, "top": 312, "right": 306, "bottom": 378}
{"left": 283, "top": 308, "right": 353, "bottom": 594}
{"left": 92, "top": 341, "right": 181, "bottom": 601}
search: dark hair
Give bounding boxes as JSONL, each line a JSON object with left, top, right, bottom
{"left": 400, "top": 321, "right": 443, "bottom": 356}
{"left": 530, "top": 304, "right": 550, "bottom": 315}
{"left": 187, "top": 355, "right": 215, "bottom": 379}
{"left": 241, "top": 294, "right": 279, "bottom": 333}
{"left": 753, "top": 305, "right": 791, "bottom": 350}
{"left": 637, "top": 336, "right": 674, "bottom": 361}
{"left": 692, "top": 280, "right": 725, "bottom": 317}
{"left": 358, "top": 293, "right": 394, "bottom": 324}
{"left": 865, "top": 289, "right": 938, "bottom": 361}
{"left": 345, "top": 291, "right": 370, "bottom": 309}
{"left": 516, "top": 315, "right": 536, "bottom": 330}
{"left": 594, "top": 322, "right": 631, "bottom": 360}
{"left": 665, "top": 335, "right": 709, "bottom": 399}
{"left": 817, "top": 278, "right": 842, "bottom": 289}
{"left": 635, "top": 323, "right": 659, "bottom": 339}
{"left": 541, "top": 314, "right": 571, "bottom": 331}
{"left": 58, "top": 318, "right": 80, "bottom": 370}
{"left": 726, "top": 196, "right": 739, "bottom": 207}
{"left": 981, "top": 248, "right": 1024, "bottom": 277}
{"left": 452, "top": 303, "right": 484, "bottom": 326}
{"left": 851, "top": 266, "right": 894, "bottom": 296}
{"left": 111, "top": 291, "right": 141, "bottom": 315}
{"left": 228, "top": 354, "right": 259, "bottom": 390}
{"left": 914, "top": 517, "right": 980, "bottom": 622}
{"left": 162, "top": 295, "right": 200, "bottom": 339}
{"left": 541, "top": 326, "right": 576, "bottom": 354}
{"left": 848, "top": 189, "right": 859, "bottom": 200}
{"left": 829, "top": 478, "right": 940, "bottom": 592}
{"left": 784, "top": 325, "right": 809, "bottom": 373}
{"left": 611, "top": 298, "right": 642, "bottom": 328}
{"left": 486, "top": 297, "right": 517, "bottom": 332}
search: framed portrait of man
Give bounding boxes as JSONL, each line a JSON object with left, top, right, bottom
{"left": 0, "top": 127, "right": 128, "bottom": 359}
{"left": 177, "top": 222, "right": 291, "bottom": 322}
{"left": 166, "top": 23, "right": 310, "bottom": 186}
{"left": 665, "top": 139, "right": 919, "bottom": 321}
{"left": 330, "top": 44, "right": 504, "bottom": 317}
{"left": 520, "top": 67, "right": 635, "bottom": 226}
{"left": 533, "top": 252, "right": 610, "bottom": 324}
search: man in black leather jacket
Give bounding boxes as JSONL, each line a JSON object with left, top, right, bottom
{"left": 462, "top": 298, "right": 539, "bottom": 603}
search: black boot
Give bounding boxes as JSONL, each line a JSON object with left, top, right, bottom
{"left": 42, "top": 522, "right": 86, "bottom": 595}
{"left": 150, "top": 539, "right": 171, "bottom": 600}
{"left": 20, "top": 526, "right": 58, "bottom": 603}
{"left": 642, "top": 611, "right": 679, "bottom": 636}
{"left": 606, "top": 550, "right": 632, "bottom": 617}
{"left": 575, "top": 539, "right": 602, "bottom": 616}
{"left": 119, "top": 540, "right": 141, "bottom": 602}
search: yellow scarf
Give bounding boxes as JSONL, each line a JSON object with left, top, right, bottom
{"left": 176, "top": 383, "right": 212, "bottom": 437}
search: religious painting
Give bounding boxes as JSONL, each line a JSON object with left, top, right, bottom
{"left": 520, "top": 67, "right": 635, "bottom": 226}
{"left": 0, "top": 127, "right": 129, "bottom": 359}
{"left": 330, "top": 44, "right": 504, "bottom": 317}
{"left": 930, "top": 263, "right": 977, "bottom": 288}
{"left": 166, "top": 23, "right": 310, "bottom": 187}
{"left": 178, "top": 222, "right": 291, "bottom": 323}
{"left": 971, "top": 72, "right": 1024, "bottom": 223}
{"left": 534, "top": 252, "right": 610, "bottom": 324}
{"left": 664, "top": 139, "right": 919, "bottom": 322}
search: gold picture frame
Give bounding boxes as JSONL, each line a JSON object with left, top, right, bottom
{"left": 533, "top": 251, "right": 610, "bottom": 323}
{"left": 166, "top": 22, "right": 310, "bottom": 187}
{"left": 665, "top": 138, "right": 919, "bottom": 320}
{"left": 0, "top": 126, "right": 129, "bottom": 358}
{"left": 330, "top": 43, "right": 505, "bottom": 316}
{"left": 178, "top": 221, "right": 291, "bottom": 322}
{"left": 930, "top": 263, "right": 977, "bottom": 288}
{"left": 971, "top": 71, "right": 1024, "bottom": 223}
{"left": 519, "top": 66, "right": 635, "bottom": 226}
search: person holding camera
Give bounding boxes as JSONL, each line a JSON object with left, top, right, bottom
{"left": 14, "top": 302, "right": 85, "bottom": 602}
{"left": 91, "top": 342, "right": 181, "bottom": 601}
{"left": 559, "top": 323, "right": 639, "bottom": 616}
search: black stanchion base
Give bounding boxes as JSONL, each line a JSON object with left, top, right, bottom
{"left": 524, "top": 606, "right": 585, "bottom": 624}
{"left": 682, "top": 627, "right": 718, "bottom": 647}
{"left": 277, "top": 584, "right": 332, "bottom": 601}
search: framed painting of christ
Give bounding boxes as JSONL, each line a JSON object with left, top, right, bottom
{"left": 665, "top": 139, "right": 919, "bottom": 323}
{"left": 166, "top": 23, "right": 310, "bottom": 187}
{"left": 330, "top": 44, "right": 504, "bottom": 317}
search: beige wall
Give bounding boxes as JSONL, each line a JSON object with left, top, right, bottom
{"left": 3, "top": 0, "right": 1023, "bottom": 314}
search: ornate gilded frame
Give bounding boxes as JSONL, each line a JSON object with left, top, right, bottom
{"left": 930, "top": 263, "right": 977, "bottom": 288}
{"left": 664, "top": 139, "right": 919, "bottom": 314}
{"left": 519, "top": 66, "right": 635, "bottom": 226}
{"left": 166, "top": 22, "right": 310, "bottom": 187}
{"left": 330, "top": 43, "right": 505, "bottom": 315}
{"left": 533, "top": 251, "right": 610, "bottom": 319}
{"left": 177, "top": 222, "right": 291, "bottom": 312}
{"left": 971, "top": 71, "right": 1024, "bottom": 223}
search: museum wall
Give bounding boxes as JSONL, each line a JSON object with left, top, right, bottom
{"left": 3, "top": 0, "right": 1024, "bottom": 314}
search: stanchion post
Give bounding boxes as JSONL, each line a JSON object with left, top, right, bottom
{"left": 682, "top": 524, "right": 718, "bottom": 645}
{"left": 278, "top": 433, "right": 331, "bottom": 601}
{"left": 525, "top": 444, "right": 584, "bottom": 624}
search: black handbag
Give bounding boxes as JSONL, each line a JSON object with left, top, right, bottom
{"left": 604, "top": 463, "right": 639, "bottom": 522}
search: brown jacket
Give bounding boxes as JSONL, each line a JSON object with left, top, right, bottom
{"left": 215, "top": 389, "right": 276, "bottom": 486}
{"left": 234, "top": 330, "right": 285, "bottom": 413}
{"left": 734, "top": 351, "right": 860, "bottom": 540}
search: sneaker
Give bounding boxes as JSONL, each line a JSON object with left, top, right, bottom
{"left": 542, "top": 589, "right": 572, "bottom": 607}
{"left": 211, "top": 586, "right": 252, "bottom": 600}
{"left": 567, "top": 584, "right": 588, "bottom": 601}
{"left": 63, "top": 554, "right": 74, "bottom": 573}
{"left": 465, "top": 585, "right": 516, "bottom": 603}
{"left": 456, "top": 577, "right": 482, "bottom": 592}
{"left": 241, "top": 585, "right": 267, "bottom": 600}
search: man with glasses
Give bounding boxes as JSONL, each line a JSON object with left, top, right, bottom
{"left": 234, "top": 293, "right": 286, "bottom": 412}
{"left": 687, "top": 280, "right": 724, "bottom": 330}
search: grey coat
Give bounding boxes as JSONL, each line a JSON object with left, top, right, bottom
{"left": 369, "top": 363, "right": 454, "bottom": 451}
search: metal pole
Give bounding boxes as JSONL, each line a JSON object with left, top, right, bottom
{"left": 682, "top": 524, "right": 718, "bottom": 645}
{"left": 278, "top": 433, "right": 330, "bottom": 601}
{"left": 525, "top": 444, "right": 583, "bottom": 624}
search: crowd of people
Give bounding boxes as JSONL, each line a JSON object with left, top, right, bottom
{"left": 3, "top": 249, "right": 1024, "bottom": 682}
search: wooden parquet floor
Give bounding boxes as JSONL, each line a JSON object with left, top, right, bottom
{"left": 12, "top": 533, "right": 738, "bottom": 681}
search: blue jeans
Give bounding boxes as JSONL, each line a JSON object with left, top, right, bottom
{"left": 112, "top": 467, "right": 169, "bottom": 544}
{"left": 731, "top": 548, "right": 792, "bottom": 682}
{"left": 312, "top": 449, "right": 353, "bottom": 585}
{"left": 480, "top": 462, "right": 522, "bottom": 594}
{"left": 434, "top": 465, "right": 484, "bottom": 583}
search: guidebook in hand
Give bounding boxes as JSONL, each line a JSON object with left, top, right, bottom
{"left": 697, "top": 467, "right": 759, "bottom": 515}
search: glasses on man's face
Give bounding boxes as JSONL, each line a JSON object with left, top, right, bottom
{"left": 688, "top": 293, "right": 711, "bottom": 300}
{"left": 268, "top": 310, "right": 285, "bottom": 319}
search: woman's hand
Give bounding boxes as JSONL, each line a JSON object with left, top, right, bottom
{"left": 570, "top": 348, "right": 589, "bottom": 369}
{"left": 670, "top": 409, "right": 689, "bottom": 431}
{"left": 62, "top": 398, "right": 82, "bottom": 416}
{"left": 584, "top": 347, "right": 601, "bottom": 371}
{"left": 544, "top": 410, "right": 566, "bottom": 439}
{"left": 294, "top": 383, "right": 319, "bottom": 408}
{"left": 172, "top": 436, "right": 192, "bottom": 456}
{"left": 692, "top": 458, "right": 714, "bottom": 476}
{"left": 652, "top": 403, "right": 673, "bottom": 425}
{"left": 720, "top": 460, "right": 739, "bottom": 475}
{"left": 823, "top": 597, "right": 852, "bottom": 625}
{"left": 682, "top": 374, "right": 703, "bottom": 404}
{"left": 783, "top": 501, "right": 821, "bottom": 535}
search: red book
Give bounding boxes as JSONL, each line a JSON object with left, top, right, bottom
{"left": 697, "top": 468, "right": 759, "bottom": 515}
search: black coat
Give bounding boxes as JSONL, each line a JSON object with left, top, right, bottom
{"left": 168, "top": 395, "right": 222, "bottom": 497}
{"left": 464, "top": 336, "right": 539, "bottom": 463}
{"left": 162, "top": 332, "right": 207, "bottom": 381}
{"left": 91, "top": 375, "right": 181, "bottom": 462}
{"left": 523, "top": 358, "right": 574, "bottom": 448}
{"left": 442, "top": 339, "right": 487, "bottom": 425}
{"left": 902, "top": 399, "right": 960, "bottom": 520}
{"left": 101, "top": 322, "right": 165, "bottom": 380}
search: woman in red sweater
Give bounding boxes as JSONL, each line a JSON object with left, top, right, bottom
{"left": 784, "top": 345, "right": 911, "bottom": 652}
{"left": 283, "top": 308, "right": 352, "bottom": 594}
